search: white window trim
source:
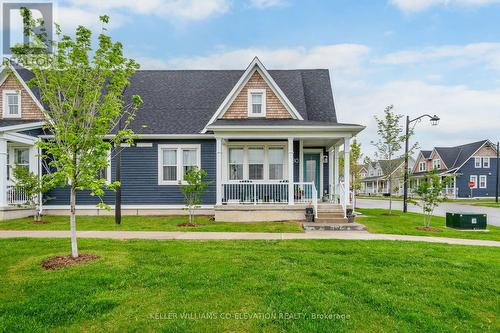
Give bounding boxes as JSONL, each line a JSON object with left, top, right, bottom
{"left": 419, "top": 162, "right": 426, "bottom": 172}
{"left": 470, "top": 175, "right": 478, "bottom": 189}
{"left": 158, "top": 144, "right": 201, "bottom": 185}
{"left": 482, "top": 157, "right": 490, "bottom": 168}
{"left": 247, "top": 88, "right": 266, "bottom": 118}
{"left": 432, "top": 159, "right": 441, "bottom": 170}
{"left": 101, "top": 150, "right": 112, "bottom": 185}
{"left": 479, "top": 175, "right": 487, "bottom": 189}
{"left": 224, "top": 142, "right": 287, "bottom": 182}
{"left": 2, "top": 89, "right": 22, "bottom": 118}
{"left": 474, "top": 157, "right": 481, "bottom": 168}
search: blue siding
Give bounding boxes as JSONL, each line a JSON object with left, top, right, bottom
{"left": 45, "top": 139, "right": 216, "bottom": 206}
{"left": 456, "top": 157, "right": 499, "bottom": 198}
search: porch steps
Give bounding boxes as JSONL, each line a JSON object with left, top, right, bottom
{"left": 303, "top": 222, "right": 366, "bottom": 232}
{"left": 315, "top": 204, "right": 347, "bottom": 223}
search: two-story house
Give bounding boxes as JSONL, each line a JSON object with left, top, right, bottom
{"left": 411, "top": 140, "right": 498, "bottom": 198}
{"left": 360, "top": 157, "right": 415, "bottom": 196}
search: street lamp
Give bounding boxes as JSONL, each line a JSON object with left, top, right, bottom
{"left": 403, "top": 114, "right": 440, "bottom": 213}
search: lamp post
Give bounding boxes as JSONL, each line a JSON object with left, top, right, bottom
{"left": 403, "top": 114, "right": 440, "bottom": 213}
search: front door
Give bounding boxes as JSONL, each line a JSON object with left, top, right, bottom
{"left": 303, "top": 153, "right": 321, "bottom": 198}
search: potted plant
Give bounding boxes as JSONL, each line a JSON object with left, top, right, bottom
{"left": 305, "top": 205, "right": 314, "bottom": 222}
{"left": 346, "top": 208, "right": 355, "bottom": 223}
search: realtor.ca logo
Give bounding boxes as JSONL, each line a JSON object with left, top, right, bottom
{"left": 2, "top": 1, "right": 53, "bottom": 56}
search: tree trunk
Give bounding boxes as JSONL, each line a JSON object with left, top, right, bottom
{"left": 189, "top": 207, "right": 193, "bottom": 225}
{"left": 70, "top": 185, "right": 78, "bottom": 258}
{"left": 388, "top": 179, "right": 393, "bottom": 215}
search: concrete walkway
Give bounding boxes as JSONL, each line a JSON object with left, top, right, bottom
{"left": 0, "top": 230, "right": 499, "bottom": 247}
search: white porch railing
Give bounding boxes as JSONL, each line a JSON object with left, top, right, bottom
{"left": 337, "top": 182, "right": 347, "bottom": 218}
{"left": 7, "top": 185, "right": 30, "bottom": 205}
{"left": 220, "top": 181, "right": 318, "bottom": 217}
{"left": 442, "top": 188, "right": 458, "bottom": 198}
{"left": 293, "top": 182, "right": 318, "bottom": 218}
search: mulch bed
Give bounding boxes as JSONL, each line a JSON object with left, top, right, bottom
{"left": 177, "top": 223, "right": 205, "bottom": 227}
{"left": 415, "top": 226, "right": 442, "bottom": 232}
{"left": 30, "top": 221, "right": 50, "bottom": 224}
{"left": 42, "top": 254, "right": 100, "bottom": 270}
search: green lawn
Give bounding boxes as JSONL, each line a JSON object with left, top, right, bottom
{"left": 357, "top": 208, "right": 500, "bottom": 241}
{"left": 0, "top": 238, "right": 498, "bottom": 332}
{"left": 0, "top": 215, "right": 303, "bottom": 233}
{"left": 465, "top": 202, "right": 500, "bottom": 208}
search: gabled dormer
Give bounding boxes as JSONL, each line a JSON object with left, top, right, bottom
{"left": 202, "top": 57, "right": 303, "bottom": 132}
{"left": 429, "top": 149, "right": 447, "bottom": 171}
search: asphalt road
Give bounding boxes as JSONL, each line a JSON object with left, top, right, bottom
{"left": 355, "top": 198, "right": 500, "bottom": 227}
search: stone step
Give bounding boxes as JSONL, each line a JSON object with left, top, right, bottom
{"left": 303, "top": 222, "right": 366, "bottom": 231}
{"left": 317, "top": 213, "right": 345, "bottom": 219}
{"left": 315, "top": 217, "right": 349, "bottom": 224}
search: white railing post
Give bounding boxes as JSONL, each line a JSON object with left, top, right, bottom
{"left": 216, "top": 137, "right": 222, "bottom": 205}
{"left": 334, "top": 145, "right": 340, "bottom": 203}
{"left": 312, "top": 184, "right": 318, "bottom": 218}
{"left": 344, "top": 137, "right": 351, "bottom": 208}
{"left": 0, "top": 138, "right": 7, "bottom": 208}
{"left": 288, "top": 138, "right": 294, "bottom": 205}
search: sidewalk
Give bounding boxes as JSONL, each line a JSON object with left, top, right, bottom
{"left": 0, "top": 230, "right": 499, "bottom": 247}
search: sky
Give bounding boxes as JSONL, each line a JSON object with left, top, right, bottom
{"left": 6, "top": 0, "right": 500, "bottom": 158}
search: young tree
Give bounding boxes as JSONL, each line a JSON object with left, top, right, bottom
{"left": 12, "top": 165, "right": 45, "bottom": 222}
{"left": 413, "top": 171, "right": 449, "bottom": 228}
{"left": 371, "top": 105, "right": 416, "bottom": 215}
{"left": 11, "top": 9, "right": 142, "bottom": 258}
{"left": 180, "top": 168, "right": 211, "bottom": 226}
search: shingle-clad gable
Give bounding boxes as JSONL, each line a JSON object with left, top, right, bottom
{"left": 223, "top": 71, "right": 292, "bottom": 119}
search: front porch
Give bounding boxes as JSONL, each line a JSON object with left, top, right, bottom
{"left": 213, "top": 132, "right": 355, "bottom": 221}
{"left": 0, "top": 132, "right": 39, "bottom": 216}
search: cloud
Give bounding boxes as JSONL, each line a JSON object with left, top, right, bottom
{"left": 55, "top": 6, "right": 129, "bottom": 32}
{"left": 65, "top": 0, "right": 231, "bottom": 21}
{"left": 338, "top": 80, "right": 500, "bottom": 155}
{"left": 249, "top": 0, "right": 287, "bottom": 8}
{"left": 389, "top": 0, "right": 500, "bottom": 12}
{"left": 144, "top": 44, "right": 370, "bottom": 71}
{"left": 375, "top": 43, "right": 500, "bottom": 71}
{"left": 133, "top": 43, "right": 500, "bottom": 156}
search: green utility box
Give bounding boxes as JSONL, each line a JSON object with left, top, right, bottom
{"left": 446, "top": 213, "right": 487, "bottom": 230}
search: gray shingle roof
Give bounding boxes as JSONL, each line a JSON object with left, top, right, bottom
{"left": 8, "top": 63, "right": 347, "bottom": 134}
{"left": 434, "top": 140, "right": 489, "bottom": 170}
{"left": 421, "top": 150, "right": 432, "bottom": 159}
{"left": 209, "top": 119, "right": 362, "bottom": 127}
{"left": 122, "top": 69, "right": 339, "bottom": 134}
{"left": 0, "top": 119, "right": 42, "bottom": 129}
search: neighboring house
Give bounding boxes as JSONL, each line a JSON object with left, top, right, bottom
{"left": 0, "top": 58, "right": 364, "bottom": 220}
{"left": 360, "top": 157, "right": 415, "bottom": 196}
{"left": 411, "top": 140, "right": 498, "bottom": 199}
{"left": 357, "top": 164, "right": 368, "bottom": 193}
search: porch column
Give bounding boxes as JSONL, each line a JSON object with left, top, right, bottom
{"left": 344, "top": 137, "right": 351, "bottom": 206}
{"left": 29, "top": 144, "right": 38, "bottom": 175}
{"left": 328, "top": 146, "right": 334, "bottom": 201}
{"left": 288, "top": 138, "right": 294, "bottom": 205}
{"left": 216, "top": 137, "right": 222, "bottom": 206}
{"left": 334, "top": 145, "right": 340, "bottom": 201}
{"left": 0, "top": 138, "right": 7, "bottom": 207}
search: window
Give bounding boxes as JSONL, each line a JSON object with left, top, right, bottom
{"left": 474, "top": 157, "right": 481, "bottom": 168}
{"left": 98, "top": 150, "right": 112, "bottom": 184}
{"left": 268, "top": 147, "right": 284, "bottom": 180}
{"left": 470, "top": 175, "right": 478, "bottom": 189}
{"left": 229, "top": 148, "right": 244, "bottom": 180}
{"left": 247, "top": 89, "right": 266, "bottom": 117}
{"left": 158, "top": 144, "right": 200, "bottom": 185}
{"left": 482, "top": 157, "right": 490, "bottom": 168}
{"left": 162, "top": 149, "right": 177, "bottom": 181}
{"left": 248, "top": 147, "right": 264, "bottom": 180}
{"left": 226, "top": 144, "right": 287, "bottom": 181}
{"left": 183, "top": 149, "right": 198, "bottom": 179}
{"left": 479, "top": 175, "right": 487, "bottom": 189}
{"left": 3, "top": 90, "right": 21, "bottom": 118}
{"left": 419, "top": 162, "right": 426, "bottom": 172}
{"left": 7, "top": 148, "right": 29, "bottom": 180}
{"left": 432, "top": 159, "right": 441, "bottom": 170}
